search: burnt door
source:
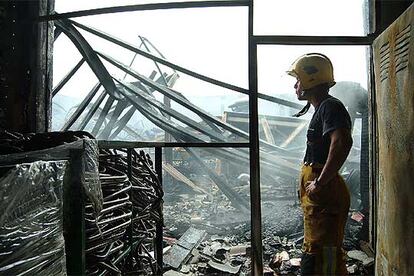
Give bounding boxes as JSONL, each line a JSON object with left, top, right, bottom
{"left": 372, "top": 3, "right": 414, "bottom": 276}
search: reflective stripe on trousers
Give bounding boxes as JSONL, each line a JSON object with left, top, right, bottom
{"left": 299, "top": 165, "right": 350, "bottom": 275}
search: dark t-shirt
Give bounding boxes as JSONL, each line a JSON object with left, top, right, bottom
{"left": 304, "top": 96, "right": 352, "bottom": 164}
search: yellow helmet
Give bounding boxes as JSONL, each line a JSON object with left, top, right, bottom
{"left": 287, "top": 53, "right": 336, "bottom": 90}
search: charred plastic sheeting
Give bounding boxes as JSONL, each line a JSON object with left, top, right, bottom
{"left": 85, "top": 148, "right": 162, "bottom": 275}
{"left": 0, "top": 131, "right": 103, "bottom": 213}
{"left": 0, "top": 161, "right": 68, "bottom": 275}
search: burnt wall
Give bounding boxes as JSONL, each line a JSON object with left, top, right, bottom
{"left": 0, "top": 0, "right": 53, "bottom": 133}
{"left": 373, "top": 3, "right": 414, "bottom": 275}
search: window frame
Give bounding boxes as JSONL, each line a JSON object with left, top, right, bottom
{"left": 42, "top": 1, "right": 375, "bottom": 274}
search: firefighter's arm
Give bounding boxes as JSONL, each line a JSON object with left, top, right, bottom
{"left": 306, "top": 128, "right": 352, "bottom": 194}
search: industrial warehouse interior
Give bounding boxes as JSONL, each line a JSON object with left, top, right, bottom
{"left": 0, "top": 0, "right": 413, "bottom": 275}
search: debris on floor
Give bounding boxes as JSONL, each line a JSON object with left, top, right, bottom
{"left": 164, "top": 227, "right": 206, "bottom": 269}
{"left": 347, "top": 250, "right": 375, "bottom": 266}
{"left": 162, "top": 161, "right": 372, "bottom": 275}
{"left": 161, "top": 207, "right": 374, "bottom": 275}
{"left": 163, "top": 230, "right": 252, "bottom": 275}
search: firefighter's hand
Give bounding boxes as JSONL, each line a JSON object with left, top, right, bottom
{"left": 305, "top": 179, "right": 319, "bottom": 195}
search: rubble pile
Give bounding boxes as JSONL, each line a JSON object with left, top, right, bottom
{"left": 164, "top": 190, "right": 250, "bottom": 237}
{"left": 163, "top": 228, "right": 251, "bottom": 275}
{"left": 163, "top": 187, "right": 373, "bottom": 275}
{"left": 345, "top": 242, "right": 375, "bottom": 275}
{"left": 163, "top": 228, "right": 374, "bottom": 275}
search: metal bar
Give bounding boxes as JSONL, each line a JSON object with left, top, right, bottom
{"left": 100, "top": 53, "right": 233, "bottom": 130}
{"left": 122, "top": 50, "right": 139, "bottom": 80}
{"left": 127, "top": 149, "right": 133, "bottom": 270}
{"left": 64, "top": 149, "right": 85, "bottom": 276}
{"left": 54, "top": 19, "right": 121, "bottom": 100}
{"left": 139, "top": 36, "right": 175, "bottom": 153}
{"left": 71, "top": 20, "right": 301, "bottom": 110}
{"left": 139, "top": 36, "right": 169, "bottom": 86}
{"left": 138, "top": 99, "right": 287, "bottom": 174}
{"left": 114, "top": 86, "right": 206, "bottom": 142}
{"left": 139, "top": 37, "right": 173, "bottom": 119}
{"left": 141, "top": 37, "right": 168, "bottom": 59}
{"left": 115, "top": 79, "right": 227, "bottom": 141}
{"left": 38, "top": 1, "right": 249, "bottom": 21}
{"left": 119, "top": 125, "right": 145, "bottom": 140}
{"left": 118, "top": 61, "right": 224, "bottom": 136}
{"left": 100, "top": 138, "right": 295, "bottom": 178}
{"left": 78, "top": 91, "right": 107, "bottom": 130}
{"left": 248, "top": 0, "right": 263, "bottom": 275}
{"left": 132, "top": 72, "right": 172, "bottom": 119}
{"left": 139, "top": 36, "right": 176, "bottom": 174}
{"left": 98, "top": 100, "right": 129, "bottom": 139}
{"left": 91, "top": 95, "right": 115, "bottom": 135}
{"left": 108, "top": 105, "right": 137, "bottom": 139}
{"left": 73, "top": 20, "right": 249, "bottom": 94}
{"left": 61, "top": 83, "right": 101, "bottom": 131}
{"left": 52, "top": 58, "right": 85, "bottom": 96}
{"left": 54, "top": 27, "right": 62, "bottom": 41}
{"left": 98, "top": 140, "right": 249, "bottom": 149}
{"left": 257, "top": 92, "right": 302, "bottom": 109}
{"left": 154, "top": 147, "right": 163, "bottom": 275}
{"left": 368, "top": 45, "right": 378, "bottom": 250}
{"left": 97, "top": 241, "right": 139, "bottom": 276}
{"left": 98, "top": 52, "right": 296, "bottom": 156}
{"left": 253, "top": 35, "right": 374, "bottom": 45}
{"left": 98, "top": 141, "right": 295, "bottom": 180}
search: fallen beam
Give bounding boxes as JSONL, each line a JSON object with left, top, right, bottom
{"left": 70, "top": 20, "right": 303, "bottom": 110}
{"left": 184, "top": 147, "right": 250, "bottom": 213}
{"left": 98, "top": 51, "right": 297, "bottom": 157}
{"left": 163, "top": 163, "right": 213, "bottom": 198}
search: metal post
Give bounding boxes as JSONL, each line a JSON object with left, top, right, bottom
{"left": 64, "top": 149, "right": 86, "bottom": 275}
{"left": 368, "top": 46, "right": 378, "bottom": 251}
{"left": 154, "top": 147, "right": 163, "bottom": 275}
{"left": 248, "top": 0, "right": 264, "bottom": 275}
{"left": 127, "top": 149, "right": 134, "bottom": 269}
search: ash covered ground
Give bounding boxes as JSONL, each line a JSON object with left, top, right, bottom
{"left": 162, "top": 184, "right": 370, "bottom": 275}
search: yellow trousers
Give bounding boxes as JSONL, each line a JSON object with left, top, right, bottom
{"left": 300, "top": 164, "right": 350, "bottom": 275}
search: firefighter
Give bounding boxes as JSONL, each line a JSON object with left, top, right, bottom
{"left": 287, "top": 53, "right": 353, "bottom": 275}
